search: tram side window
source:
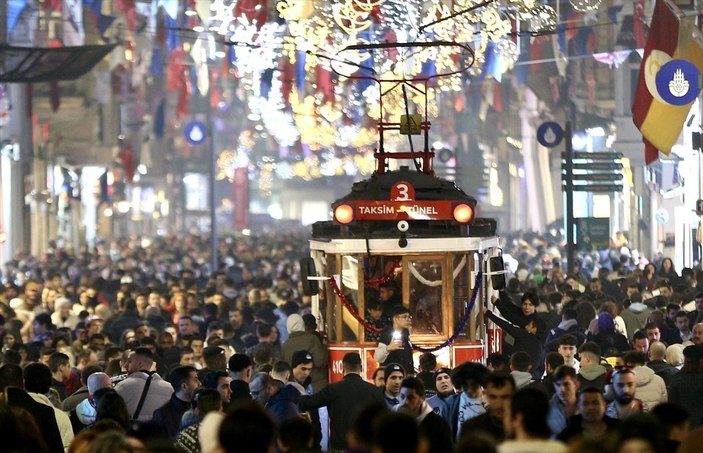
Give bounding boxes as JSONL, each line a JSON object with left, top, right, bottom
{"left": 408, "top": 259, "right": 443, "bottom": 336}
{"left": 453, "top": 254, "right": 471, "bottom": 339}
{"left": 340, "top": 255, "right": 360, "bottom": 342}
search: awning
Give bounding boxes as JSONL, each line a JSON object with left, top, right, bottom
{"left": 0, "top": 44, "right": 117, "bottom": 83}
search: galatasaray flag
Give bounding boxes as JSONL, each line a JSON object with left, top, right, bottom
{"left": 632, "top": 0, "right": 703, "bottom": 164}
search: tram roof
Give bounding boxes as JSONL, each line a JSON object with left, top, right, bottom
{"left": 309, "top": 236, "right": 500, "bottom": 255}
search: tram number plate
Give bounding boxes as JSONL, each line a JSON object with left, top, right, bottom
{"left": 352, "top": 200, "right": 455, "bottom": 221}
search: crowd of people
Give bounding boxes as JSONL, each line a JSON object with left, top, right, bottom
{"left": 0, "top": 230, "right": 703, "bottom": 453}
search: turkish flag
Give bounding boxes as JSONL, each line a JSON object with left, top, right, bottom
{"left": 632, "top": 0, "right": 703, "bottom": 164}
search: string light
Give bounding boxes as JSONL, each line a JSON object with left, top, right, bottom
{"left": 569, "top": 0, "right": 602, "bottom": 13}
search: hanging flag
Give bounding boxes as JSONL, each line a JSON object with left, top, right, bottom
{"left": 43, "top": 0, "right": 62, "bottom": 11}
{"left": 632, "top": 0, "right": 703, "bottom": 164}
{"left": 62, "top": 0, "right": 84, "bottom": 46}
{"left": 49, "top": 82, "right": 61, "bottom": 112}
{"left": 295, "top": 51, "right": 306, "bottom": 93}
{"left": 260, "top": 68, "right": 273, "bottom": 99}
{"left": 633, "top": 0, "right": 647, "bottom": 49}
{"left": 151, "top": 46, "right": 164, "bottom": 79}
{"left": 235, "top": 0, "right": 268, "bottom": 29}
{"left": 8, "top": 0, "right": 29, "bottom": 35}
{"left": 98, "top": 171, "right": 110, "bottom": 204}
{"left": 514, "top": 34, "right": 531, "bottom": 85}
{"left": 164, "top": 14, "right": 180, "bottom": 54}
{"left": 116, "top": 0, "right": 137, "bottom": 30}
{"left": 153, "top": 99, "right": 165, "bottom": 140}
{"left": 481, "top": 42, "right": 502, "bottom": 82}
{"left": 315, "top": 65, "right": 333, "bottom": 102}
{"left": 120, "top": 143, "right": 135, "bottom": 183}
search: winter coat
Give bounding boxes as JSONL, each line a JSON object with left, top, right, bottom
{"left": 620, "top": 303, "right": 652, "bottom": 341}
{"left": 281, "top": 331, "right": 329, "bottom": 392}
{"left": 266, "top": 383, "right": 303, "bottom": 422}
{"left": 647, "top": 360, "right": 678, "bottom": 386}
{"left": 577, "top": 363, "right": 608, "bottom": 392}
{"left": 633, "top": 365, "right": 667, "bottom": 411}
{"left": 153, "top": 393, "right": 191, "bottom": 441}
{"left": 114, "top": 371, "right": 173, "bottom": 422}
{"left": 511, "top": 371, "right": 534, "bottom": 389}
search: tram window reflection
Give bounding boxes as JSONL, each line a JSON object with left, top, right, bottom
{"left": 408, "top": 259, "right": 443, "bottom": 336}
{"left": 453, "top": 254, "right": 471, "bottom": 340}
{"left": 341, "top": 255, "right": 360, "bottom": 342}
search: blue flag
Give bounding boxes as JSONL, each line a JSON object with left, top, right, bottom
{"left": 8, "top": 0, "right": 29, "bottom": 34}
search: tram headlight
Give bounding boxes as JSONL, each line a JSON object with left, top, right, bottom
{"left": 334, "top": 204, "right": 354, "bottom": 224}
{"left": 453, "top": 203, "right": 474, "bottom": 223}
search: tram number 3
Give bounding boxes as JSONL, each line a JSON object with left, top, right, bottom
{"left": 332, "top": 360, "right": 344, "bottom": 375}
{"left": 391, "top": 181, "right": 415, "bottom": 201}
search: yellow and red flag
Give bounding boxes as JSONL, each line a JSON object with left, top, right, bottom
{"left": 632, "top": 0, "right": 703, "bottom": 164}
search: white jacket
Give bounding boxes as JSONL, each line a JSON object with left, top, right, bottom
{"left": 634, "top": 365, "right": 667, "bottom": 411}
{"left": 29, "top": 392, "right": 74, "bottom": 452}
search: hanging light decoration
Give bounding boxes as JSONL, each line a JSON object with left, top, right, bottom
{"left": 569, "top": 0, "right": 602, "bottom": 13}
{"left": 193, "top": 0, "right": 559, "bottom": 180}
{"left": 530, "top": 4, "right": 558, "bottom": 34}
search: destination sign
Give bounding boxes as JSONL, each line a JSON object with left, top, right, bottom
{"left": 563, "top": 184, "right": 623, "bottom": 193}
{"left": 564, "top": 162, "right": 623, "bottom": 171}
{"left": 564, "top": 152, "right": 624, "bottom": 160}
{"left": 569, "top": 173, "right": 624, "bottom": 182}
{"left": 351, "top": 200, "right": 457, "bottom": 221}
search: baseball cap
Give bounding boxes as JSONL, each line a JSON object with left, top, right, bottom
{"left": 291, "top": 350, "right": 314, "bottom": 369}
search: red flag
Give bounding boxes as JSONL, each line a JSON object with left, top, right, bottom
{"left": 632, "top": 0, "right": 703, "bottom": 164}
{"left": 49, "top": 82, "right": 61, "bottom": 112}
{"left": 235, "top": 0, "right": 268, "bottom": 29}
{"left": 120, "top": 144, "right": 135, "bottom": 183}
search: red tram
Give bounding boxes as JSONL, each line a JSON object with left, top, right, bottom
{"left": 301, "top": 42, "right": 507, "bottom": 382}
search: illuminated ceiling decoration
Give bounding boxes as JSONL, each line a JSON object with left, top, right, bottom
{"left": 193, "top": 0, "right": 559, "bottom": 179}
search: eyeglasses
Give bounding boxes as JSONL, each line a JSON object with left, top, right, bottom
{"left": 396, "top": 314, "right": 412, "bottom": 320}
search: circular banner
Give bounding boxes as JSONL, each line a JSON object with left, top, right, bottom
{"left": 537, "top": 121, "right": 564, "bottom": 148}
{"left": 184, "top": 120, "right": 208, "bottom": 145}
{"left": 655, "top": 59, "right": 701, "bottom": 106}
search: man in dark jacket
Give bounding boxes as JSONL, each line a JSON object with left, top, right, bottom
{"left": 646, "top": 341, "right": 678, "bottom": 386}
{"left": 556, "top": 387, "right": 620, "bottom": 442}
{"left": 373, "top": 305, "right": 414, "bottom": 374}
{"left": 459, "top": 373, "right": 515, "bottom": 444}
{"left": 298, "top": 352, "right": 385, "bottom": 451}
{"left": 228, "top": 353, "right": 253, "bottom": 403}
{"left": 395, "top": 376, "right": 453, "bottom": 453}
{"left": 153, "top": 365, "right": 201, "bottom": 440}
{"left": 105, "top": 298, "right": 143, "bottom": 342}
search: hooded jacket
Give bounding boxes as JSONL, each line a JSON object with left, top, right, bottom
{"left": 577, "top": 364, "right": 607, "bottom": 392}
{"left": 620, "top": 303, "right": 651, "bottom": 341}
{"left": 281, "top": 314, "right": 329, "bottom": 392}
{"left": 633, "top": 365, "right": 667, "bottom": 411}
{"left": 266, "top": 383, "right": 303, "bottom": 422}
{"left": 511, "top": 371, "right": 534, "bottom": 389}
